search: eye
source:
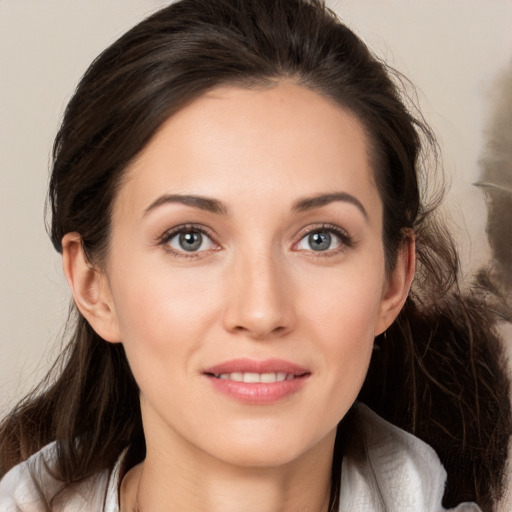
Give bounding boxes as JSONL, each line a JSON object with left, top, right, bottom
{"left": 164, "top": 228, "right": 216, "bottom": 254}
{"left": 295, "top": 226, "right": 351, "bottom": 253}
{"left": 297, "top": 230, "right": 340, "bottom": 252}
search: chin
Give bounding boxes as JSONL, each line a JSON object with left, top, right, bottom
{"left": 204, "top": 425, "right": 335, "bottom": 470}
{"left": 215, "top": 443, "right": 308, "bottom": 469}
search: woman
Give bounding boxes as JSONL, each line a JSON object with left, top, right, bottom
{"left": 0, "top": 0, "right": 510, "bottom": 510}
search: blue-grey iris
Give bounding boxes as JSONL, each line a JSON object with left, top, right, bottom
{"left": 179, "top": 232, "right": 202, "bottom": 251}
{"left": 309, "top": 231, "right": 331, "bottom": 251}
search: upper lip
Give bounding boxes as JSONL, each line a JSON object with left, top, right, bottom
{"left": 203, "top": 358, "right": 310, "bottom": 376}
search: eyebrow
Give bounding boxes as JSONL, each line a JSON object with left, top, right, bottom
{"left": 143, "top": 191, "right": 368, "bottom": 220}
{"left": 143, "top": 194, "right": 228, "bottom": 216}
{"left": 292, "top": 192, "right": 368, "bottom": 220}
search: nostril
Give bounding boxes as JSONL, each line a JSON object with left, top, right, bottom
{"left": 229, "top": 323, "right": 288, "bottom": 339}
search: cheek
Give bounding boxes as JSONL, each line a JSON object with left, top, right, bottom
{"left": 299, "top": 261, "right": 384, "bottom": 396}
{"left": 107, "top": 258, "right": 218, "bottom": 370}
{"left": 318, "top": 291, "right": 378, "bottom": 387}
{"left": 112, "top": 254, "right": 219, "bottom": 329}
{"left": 108, "top": 268, "right": 218, "bottom": 415}
{"left": 300, "top": 258, "right": 385, "bottom": 339}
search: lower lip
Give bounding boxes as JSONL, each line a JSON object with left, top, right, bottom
{"left": 205, "top": 375, "right": 309, "bottom": 405}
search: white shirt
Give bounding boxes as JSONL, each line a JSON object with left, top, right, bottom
{"left": 0, "top": 404, "right": 481, "bottom": 512}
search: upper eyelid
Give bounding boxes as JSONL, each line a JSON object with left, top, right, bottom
{"left": 157, "top": 224, "right": 220, "bottom": 258}
{"left": 158, "top": 223, "right": 216, "bottom": 242}
{"left": 156, "top": 222, "right": 353, "bottom": 249}
{"left": 293, "top": 224, "right": 355, "bottom": 251}
{"left": 295, "top": 223, "right": 351, "bottom": 241}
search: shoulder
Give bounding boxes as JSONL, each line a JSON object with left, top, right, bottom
{"left": 0, "top": 442, "right": 121, "bottom": 512}
{"left": 338, "top": 403, "right": 482, "bottom": 512}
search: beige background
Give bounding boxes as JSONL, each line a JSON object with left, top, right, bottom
{"left": 1, "top": 0, "right": 512, "bottom": 496}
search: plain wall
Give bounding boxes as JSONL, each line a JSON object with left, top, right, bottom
{"left": 1, "top": 1, "right": 512, "bottom": 497}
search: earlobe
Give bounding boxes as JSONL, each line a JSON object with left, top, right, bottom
{"left": 61, "top": 233, "right": 121, "bottom": 343}
{"left": 375, "top": 234, "right": 416, "bottom": 336}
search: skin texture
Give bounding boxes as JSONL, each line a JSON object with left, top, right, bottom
{"left": 62, "top": 83, "right": 414, "bottom": 512}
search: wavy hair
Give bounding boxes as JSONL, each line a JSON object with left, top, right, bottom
{"left": 1, "top": 1, "right": 510, "bottom": 510}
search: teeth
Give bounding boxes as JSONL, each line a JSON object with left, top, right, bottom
{"left": 243, "top": 372, "right": 260, "bottom": 383}
{"left": 260, "top": 373, "right": 277, "bottom": 383}
{"left": 215, "top": 372, "right": 296, "bottom": 383}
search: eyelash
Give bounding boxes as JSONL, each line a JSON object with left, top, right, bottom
{"left": 157, "top": 222, "right": 354, "bottom": 258}
{"left": 157, "top": 223, "right": 220, "bottom": 259}
{"left": 293, "top": 223, "right": 354, "bottom": 256}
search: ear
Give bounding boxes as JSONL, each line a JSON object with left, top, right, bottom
{"left": 61, "top": 233, "right": 121, "bottom": 343}
{"left": 375, "top": 233, "right": 415, "bottom": 336}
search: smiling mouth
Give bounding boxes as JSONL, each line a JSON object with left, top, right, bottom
{"left": 204, "top": 371, "right": 310, "bottom": 404}
{"left": 203, "top": 360, "right": 310, "bottom": 404}
{"left": 207, "top": 371, "right": 307, "bottom": 383}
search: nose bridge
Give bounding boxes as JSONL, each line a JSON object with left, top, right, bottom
{"left": 223, "top": 244, "right": 295, "bottom": 338}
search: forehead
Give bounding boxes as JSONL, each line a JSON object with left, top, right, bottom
{"left": 116, "top": 83, "right": 379, "bottom": 220}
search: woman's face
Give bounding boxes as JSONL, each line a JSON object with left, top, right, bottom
{"left": 93, "top": 83, "right": 409, "bottom": 469}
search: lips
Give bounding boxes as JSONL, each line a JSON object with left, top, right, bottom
{"left": 215, "top": 372, "right": 295, "bottom": 383}
{"left": 204, "top": 358, "right": 309, "bottom": 376}
{"left": 203, "top": 358, "right": 310, "bottom": 404}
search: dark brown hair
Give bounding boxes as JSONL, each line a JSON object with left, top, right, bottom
{"left": 1, "top": 1, "right": 510, "bottom": 510}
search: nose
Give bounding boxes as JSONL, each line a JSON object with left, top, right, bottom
{"left": 222, "top": 250, "right": 296, "bottom": 340}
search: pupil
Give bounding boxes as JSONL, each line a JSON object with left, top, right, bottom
{"left": 309, "top": 231, "right": 331, "bottom": 251}
{"left": 179, "top": 232, "right": 202, "bottom": 251}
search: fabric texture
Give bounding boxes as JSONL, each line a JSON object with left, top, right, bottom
{"left": 0, "top": 404, "right": 481, "bottom": 512}
{"left": 338, "top": 404, "right": 481, "bottom": 512}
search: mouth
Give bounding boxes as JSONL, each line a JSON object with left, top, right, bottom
{"left": 203, "top": 359, "right": 311, "bottom": 404}
{"left": 208, "top": 371, "right": 301, "bottom": 383}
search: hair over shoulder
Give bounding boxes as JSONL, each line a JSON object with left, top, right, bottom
{"left": 1, "top": 1, "right": 510, "bottom": 511}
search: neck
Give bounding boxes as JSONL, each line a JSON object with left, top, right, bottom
{"left": 121, "top": 433, "right": 335, "bottom": 512}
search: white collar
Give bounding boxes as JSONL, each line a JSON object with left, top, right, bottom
{"left": 338, "top": 403, "right": 481, "bottom": 512}
{"left": 81, "top": 404, "right": 484, "bottom": 511}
